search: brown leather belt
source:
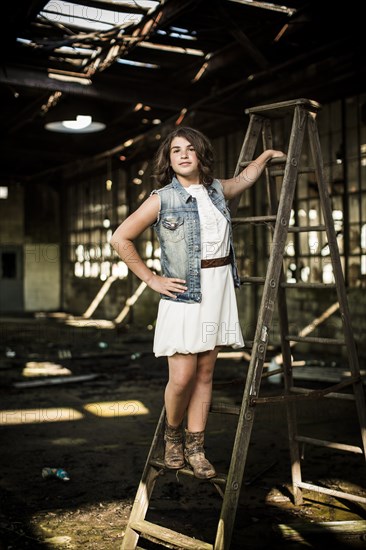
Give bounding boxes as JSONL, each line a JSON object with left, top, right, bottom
{"left": 201, "top": 255, "right": 231, "bottom": 268}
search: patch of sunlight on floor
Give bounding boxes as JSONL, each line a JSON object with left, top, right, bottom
{"left": 84, "top": 400, "right": 150, "bottom": 417}
{"left": 0, "top": 407, "right": 84, "bottom": 425}
{"left": 22, "top": 361, "right": 72, "bottom": 377}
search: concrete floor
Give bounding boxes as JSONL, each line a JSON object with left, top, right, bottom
{"left": 0, "top": 315, "right": 366, "bottom": 549}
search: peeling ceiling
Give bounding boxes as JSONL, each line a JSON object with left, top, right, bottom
{"left": 0, "top": 0, "right": 364, "bottom": 183}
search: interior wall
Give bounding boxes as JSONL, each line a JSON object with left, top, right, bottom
{"left": 24, "top": 244, "right": 60, "bottom": 311}
{"left": 0, "top": 183, "right": 24, "bottom": 312}
{"left": 0, "top": 182, "right": 24, "bottom": 245}
{"left": 0, "top": 181, "right": 61, "bottom": 313}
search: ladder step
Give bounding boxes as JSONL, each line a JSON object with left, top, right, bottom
{"left": 295, "top": 435, "right": 363, "bottom": 454}
{"left": 291, "top": 386, "right": 356, "bottom": 400}
{"left": 210, "top": 403, "right": 240, "bottom": 415}
{"left": 129, "top": 519, "right": 213, "bottom": 550}
{"left": 239, "top": 155, "right": 286, "bottom": 168}
{"left": 296, "top": 482, "right": 366, "bottom": 505}
{"left": 287, "top": 224, "right": 326, "bottom": 233}
{"left": 253, "top": 377, "right": 359, "bottom": 404}
{"left": 245, "top": 98, "right": 321, "bottom": 117}
{"left": 241, "top": 280, "right": 336, "bottom": 290}
{"left": 231, "top": 215, "right": 276, "bottom": 224}
{"left": 241, "top": 276, "right": 265, "bottom": 285}
{"left": 148, "top": 458, "right": 227, "bottom": 485}
{"left": 281, "top": 282, "right": 336, "bottom": 289}
{"left": 285, "top": 335, "right": 345, "bottom": 345}
{"left": 275, "top": 520, "right": 366, "bottom": 537}
{"left": 270, "top": 167, "right": 314, "bottom": 177}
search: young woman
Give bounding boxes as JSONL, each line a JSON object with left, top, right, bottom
{"left": 111, "top": 127, "right": 284, "bottom": 479}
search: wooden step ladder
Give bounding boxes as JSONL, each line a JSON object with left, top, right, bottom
{"left": 121, "top": 98, "right": 366, "bottom": 550}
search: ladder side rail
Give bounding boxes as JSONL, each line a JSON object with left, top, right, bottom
{"left": 262, "top": 118, "right": 280, "bottom": 213}
{"left": 307, "top": 116, "right": 366, "bottom": 459}
{"left": 262, "top": 114, "right": 304, "bottom": 505}
{"left": 121, "top": 407, "right": 166, "bottom": 550}
{"left": 214, "top": 105, "right": 308, "bottom": 550}
{"left": 228, "top": 115, "right": 263, "bottom": 216}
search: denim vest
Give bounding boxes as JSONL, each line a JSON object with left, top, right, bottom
{"left": 151, "top": 176, "right": 240, "bottom": 303}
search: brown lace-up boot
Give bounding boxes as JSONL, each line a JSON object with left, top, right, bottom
{"left": 164, "top": 421, "right": 185, "bottom": 469}
{"left": 184, "top": 429, "right": 216, "bottom": 479}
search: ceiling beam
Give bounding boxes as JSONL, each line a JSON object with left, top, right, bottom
{"left": 214, "top": 0, "right": 268, "bottom": 70}
{"left": 88, "top": 0, "right": 200, "bottom": 74}
{"left": 0, "top": 65, "right": 197, "bottom": 110}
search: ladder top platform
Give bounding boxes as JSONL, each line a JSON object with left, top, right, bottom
{"left": 245, "top": 98, "right": 321, "bottom": 118}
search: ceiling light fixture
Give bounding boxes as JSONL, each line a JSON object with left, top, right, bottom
{"left": 44, "top": 97, "right": 106, "bottom": 133}
{"left": 62, "top": 115, "right": 92, "bottom": 130}
{"left": 45, "top": 115, "right": 105, "bottom": 133}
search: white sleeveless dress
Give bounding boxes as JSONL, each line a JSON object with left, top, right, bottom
{"left": 153, "top": 183, "right": 244, "bottom": 357}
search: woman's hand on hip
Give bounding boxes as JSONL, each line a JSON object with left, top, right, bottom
{"left": 146, "top": 274, "right": 188, "bottom": 298}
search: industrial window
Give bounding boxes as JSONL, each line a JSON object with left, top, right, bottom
{"left": 280, "top": 96, "right": 366, "bottom": 288}
{"left": 66, "top": 159, "right": 158, "bottom": 280}
{"left": 67, "top": 162, "right": 121, "bottom": 280}
{"left": 229, "top": 95, "right": 366, "bottom": 289}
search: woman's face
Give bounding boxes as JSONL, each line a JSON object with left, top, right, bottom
{"left": 169, "top": 136, "right": 199, "bottom": 182}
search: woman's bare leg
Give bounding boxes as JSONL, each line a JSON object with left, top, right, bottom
{"left": 183, "top": 347, "right": 220, "bottom": 479}
{"left": 165, "top": 353, "right": 197, "bottom": 427}
{"left": 186, "top": 347, "right": 220, "bottom": 432}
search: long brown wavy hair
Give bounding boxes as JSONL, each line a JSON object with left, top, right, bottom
{"left": 153, "top": 126, "right": 214, "bottom": 187}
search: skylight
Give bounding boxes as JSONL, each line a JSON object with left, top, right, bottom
{"left": 39, "top": 1, "right": 151, "bottom": 32}
{"left": 16, "top": 37, "right": 32, "bottom": 45}
{"left": 95, "top": 0, "right": 159, "bottom": 9}
{"left": 170, "top": 26, "right": 192, "bottom": 34}
{"left": 117, "top": 58, "right": 159, "bottom": 68}
{"left": 54, "top": 46, "right": 96, "bottom": 56}
{"left": 157, "top": 28, "right": 197, "bottom": 41}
